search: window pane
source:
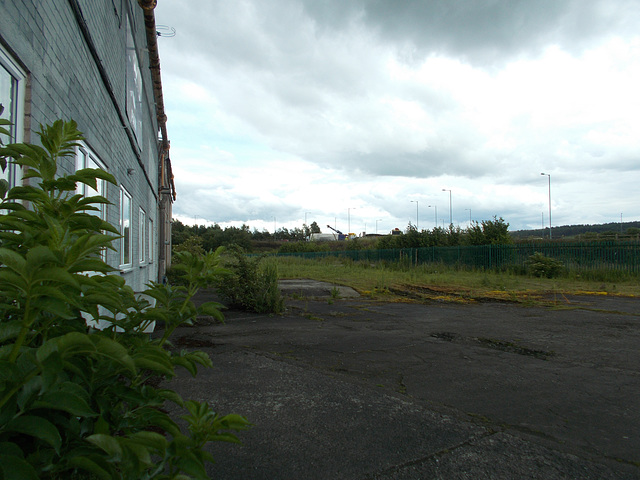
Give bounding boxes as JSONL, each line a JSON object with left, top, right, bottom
{"left": 0, "top": 65, "right": 14, "bottom": 128}
{"left": 148, "top": 219, "right": 153, "bottom": 263}
{"left": 0, "top": 64, "right": 15, "bottom": 185}
{"left": 126, "top": 18, "right": 143, "bottom": 148}
{"left": 76, "top": 146, "right": 106, "bottom": 220}
{"left": 121, "top": 189, "right": 131, "bottom": 266}
{"left": 139, "top": 209, "right": 146, "bottom": 263}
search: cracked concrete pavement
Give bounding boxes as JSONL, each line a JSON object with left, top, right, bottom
{"left": 166, "top": 281, "right": 640, "bottom": 479}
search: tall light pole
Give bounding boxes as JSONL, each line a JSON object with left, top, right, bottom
{"left": 410, "top": 200, "right": 419, "bottom": 231}
{"left": 376, "top": 219, "right": 382, "bottom": 234}
{"left": 348, "top": 207, "right": 356, "bottom": 234}
{"left": 305, "top": 211, "right": 311, "bottom": 226}
{"left": 428, "top": 205, "right": 437, "bottom": 229}
{"left": 272, "top": 216, "right": 276, "bottom": 240}
{"left": 442, "top": 189, "right": 452, "bottom": 226}
{"left": 540, "top": 173, "right": 551, "bottom": 239}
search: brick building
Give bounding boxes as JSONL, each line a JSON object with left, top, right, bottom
{"left": 0, "top": 0, "right": 174, "bottom": 290}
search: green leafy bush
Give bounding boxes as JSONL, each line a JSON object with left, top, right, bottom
{"left": 0, "top": 117, "right": 249, "bottom": 479}
{"left": 525, "top": 252, "right": 564, "bottom": 278}
{"left": 214, "top": 246, "right": 284, "bottom": 314}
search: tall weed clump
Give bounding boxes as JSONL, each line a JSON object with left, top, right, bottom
{"left": 214, "top": 246, "right": 284, "bottom": 314}
{"left": 0, "top": 116, "right": 249, "bottom": 479}
{"left": 525, "top": 252, "right": 564, "bottom": 278}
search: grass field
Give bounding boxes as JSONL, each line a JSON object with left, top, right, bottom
{"left": 269, "top": 256, "right": 640, "bottom": 303}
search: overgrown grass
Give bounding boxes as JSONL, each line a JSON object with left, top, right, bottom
{"left": 268, "top": 256, "right": 640, "bottom": 301}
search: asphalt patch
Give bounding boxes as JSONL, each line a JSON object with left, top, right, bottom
{"left": 165, "top": 287, "right": 640, "bottom": 479}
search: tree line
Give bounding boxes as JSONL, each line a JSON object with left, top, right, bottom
{"left": 172, "top": 217, "right": 511, "bottom": 253}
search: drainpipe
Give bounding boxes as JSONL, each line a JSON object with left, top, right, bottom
{"left": 138, "top": 0, "right": 175, "bottom": 279}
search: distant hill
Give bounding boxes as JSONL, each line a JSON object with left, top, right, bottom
{"left": 511, "top": 221, "right": 640, "bottom": 240}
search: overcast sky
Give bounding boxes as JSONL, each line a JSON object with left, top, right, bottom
{"left": 155, "top": 0, "right": 640, "bottom": 235}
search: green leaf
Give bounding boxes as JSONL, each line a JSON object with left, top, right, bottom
{"left": 156, "top": 388, "right": 185, "bottom": 407}
{"left": 218, "top": 413, "right": 252, "bottom": 431}
{"left": 0, "top": 320, "right": 23, "bottom": 342}
{"left": 25, "top": 245, "right": 60, "bottom": 269}
{"left": 66, "top": 456, "right": 113, "bottom": 480}
{"left": 0, "top": 442, "right": 24, "bottom": 457}
{"left": 133, "top": 352, "right": 174, "bottom": 376}
{"left": 174, "top": 450, "right": 208, "bottom": 480}
{"left": 0, "top": 178, "right": 9, "bottom": 199}
{"left": 0, "top": 247, "right": 26, "bottom": 272}
{"left": 7, "top": 415, "right": 62, "bottom": 453}
{"left": 38, "top": 332, "right": 95, "bottom": 362}
{"left": 0, "top": 270, "right": 26, "bottom": 291}
{"left": 121, "top": 439, "right": 152, "bottom": 466}
{"left": 91, "top": 336, "right": 136, "bottom": 375}
{"left": 17, "top": 375, "right": 44, "bottom": 411}
{"left": 77, "top": 194, "right": 112, "bottom": 207}
{"left": 128, "top": 431, "right": 169, "bottom": 452}
{"left": 0, "top": 454, "right": 39, "bottom": 480}
{"left": 31, "top": 267, "right": 79, "bottom": 288}
{"left": 198, "top": 301, "right": 225, "bottom": 322}
{"left": 69, "top": 258, "right": 114, "bottom": 273}
{"left": 171, "top": 356, "right": 197, "bottom": 377}
{"left": 86, "top": 434, "right": 122, "bottom": 461}
{"left": 33, "top": 390, "right": 96, "bottom": 417}
{"left": 72, "top": 168, "right": 117, "bottom": 187}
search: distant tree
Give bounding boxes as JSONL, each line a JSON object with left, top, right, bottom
{"left": 466, "top": 220, "right": 486, "bottom": 245}
{"left": 480, "top": 216, "right": 511, "bottom": 244}
{"left": 310, "top": 221, "right": 321, "bottom": 233}
{"left": 289, "top": 227, "right": 306, "bottom": 241}
{"left": 465, "top": 216, "right": 510, "bottom": 245}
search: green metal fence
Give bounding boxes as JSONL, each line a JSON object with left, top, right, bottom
{"left": 276, "top": 241, "right": 640, "bottom": 274}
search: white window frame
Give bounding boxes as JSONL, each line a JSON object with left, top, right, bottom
{"left": 139, "top": 207, "right": 146, "bottom": 264}
{"left": 148, "top": 218, "right": 154, "bottom": 263}
{"left": 120, "top": 187, "right": 133, "bottom": 268}
{"left": 125, "top": 14, "right": 143, "bottom": 148}
{"left": 76, "top": 143, "right": 108, "bottom": 260}
{"left": 0, "top": 45, "right": 26, "bottom": 189}
{"left": 75, "top": 143, "right": 107, "bottom": 217}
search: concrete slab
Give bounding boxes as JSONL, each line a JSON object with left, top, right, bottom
{"left": 279, "top": 278, "right": 360, "bottom": 298}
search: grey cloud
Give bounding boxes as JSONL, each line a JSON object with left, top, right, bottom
{"left": 299, "top": 0, "right": 640, "bottom": 66}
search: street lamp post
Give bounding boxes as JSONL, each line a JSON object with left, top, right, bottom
{"left": 442, "top": 189, "right": 452, "bottom": 226}
{"left": 272, "top": 216, "right": 276, "bottom": 240}
{"left": 540, "top": 173, "right": 551, "bottom": 239}
{"left": 348, "top": 207, "right": 356, "bottom": 234}
{"left": 428, "top": 205, "right": 437, "bottom": 229}
{"left": 410, "top": 200, "right": 419, "bottom": 231}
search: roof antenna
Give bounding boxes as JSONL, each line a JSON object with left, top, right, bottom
{"left": 156, "top": 25, "right": 176, "bottom": 37}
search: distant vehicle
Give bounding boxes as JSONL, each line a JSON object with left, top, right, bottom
{"left": 309, "top": 233, "right": 339, "bottom": 242}
{"left": 391, "top": 228, "right": 402, "bottom": 235}
{"left": 326, "top": 225, "right": 348, "bottom": 240}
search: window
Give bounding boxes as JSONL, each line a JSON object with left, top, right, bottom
{"left": 0, "top": 46, "right": 26, "bottom": 188}
{"left": 120, "top": 187, "right": 132, "bottom": 268}
{"left": 148, "top": 219, "right": 154, "bottom": 263}
{"left": 139, "top": 208, "right": 146, "bottom": 264}
{"left": 76, "top": 144, "right": 107, "bottom": 219}
{"left": 126, "top": 15, "right": 143, "bottom": 148}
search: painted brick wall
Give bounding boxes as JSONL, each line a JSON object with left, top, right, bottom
{"left": 0, "top": 0, "right": 164, "bottom": 291}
